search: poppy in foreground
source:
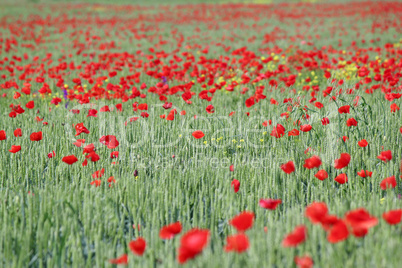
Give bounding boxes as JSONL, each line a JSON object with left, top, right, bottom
{"left": 109, "top": 254, "right": 128, "bottom": 265}
{"left": 192, "top": 130, "right": 204, "bottom": 139}
{"left": 128, "top": 237, "right": 146, "bottom": 256}
{"left": 0, "top": 130, "right": 6, "bottom": 140}
{"left": 303, "top": 155, "right": 321, "bottom": 169}
{"left": 294, "top": 255, "right": 314, "bottom": 268}
{"left": 159, "top": 221, "right": 182, "bottom": 239}
{"left": 305, "top": 202, "right": 328, "bottom": 224}
{"left": 334, "top": 153, "right": 350, "bottom": 169}
{"left": 380, "top": 176, "right": 397, "bottom": 190}
{"left": 229, "top": 211, "right": 255, "bottom": 232}
{"left": 224, "top": 233, "right": 250, "bottom": 253}
{"left": 259, "top": 199, "right": 282, "bottom": 210}
{"left": 30, "top": 131, "right": 43, "bottom": 141}
{"left": 334, "top": 173, "right": 348, "bottom": 184}
{"left": 377, "top": 150, "right": 392, "bottom": 162}
{"left": 178, "top": 228, "right": 210, "bottom": 264}
{"left": 345, "top": 208, "right": 378, "bottom": 237}
{"left": 327, "top": 220, "right": 349, "bottom": 243}
{"left": 281, "top": 161, "right": 295, "bottom": 174}
{"left": 62, "top": 155, "right": 78, "bottom": 165}
{"left": 9, "top": 145, "right": 21, "bottom": 153}
{"left": 99, "top": 135, "right": 119, "bottom": 149}
{"left": 282, "top": 225, "right": 307, "bottom": 247}
{"left": 314, "top": 170, "right": 328, "bottom": 181}
{"left": 382, "top": 209, "right": 402, "bottom": 225}
{"left": 231, "top": 179, "right": 240, "bottom": 193}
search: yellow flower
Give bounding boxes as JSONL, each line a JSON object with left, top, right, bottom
{"left": 240, "top": 139, "right": 244, "bottom": 142}
{"left": 232, "top": 139, "right": 237, "bottom": 143}
{"left": 263, "top": 131, "right": 267, "bottom": 135}
{"left": 179, "top": 134, "right": 182, "bottom": 138}
{"left": 380, "top": 198, "right": 385, "bottom": 204}
{"left": 260, "top": 139, "right": 264, "bottom": 142}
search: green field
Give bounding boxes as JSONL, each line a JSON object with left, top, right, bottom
{"left": 0, "top": 1, "right": 402, "bottom": 267}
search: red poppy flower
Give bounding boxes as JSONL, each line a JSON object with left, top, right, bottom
{"left": 300, "top": 124, "right": 312, "bottom": 132}
{"left": 380, "top": 175, "right": 397, "bottom": 190}
{"left": 229, "top": 165, "right": 234, "bottom": 172}
{"left": 128, "top": 237, "right": 146, "bottom": 256}
{"left": 86, "top": 151, "right": 100, "bottom": 162}
{"left": 14, "top": 128, "right": 22, "bottom": 137}
{"left": 163, "top": 102, "right": 172, "bottom": 109}
{"left": 259, "top": 199, "right": 282, "bottom": 210}
{"left": 357, "top": 170, "right": 372, "bottom": 178}
{"left": 229, "top": 211, "right": 255, "bottom": 232}
{"left": 314, "top": 170, "right": 328, "bottom": 181}
{"left": 288, "top": 129, "right": 300, "bottom": 136}
{"left": 224, "top": 233, "right": 250, "bottom": 253}
{"left": 82, "top": 143, "right": 95, "bottom": 154}
{"left": 305, "top": 202, "right": 328, "bottom": 224}
{"left": 0, "top": 130, "right": 6, "bottom": 140}
{"left": 338, "top": 105, "right": 350, "bottom": 114}
{"left": 115, "top": 103, "right": 122, "bottom": 112}
{"left": 344, "top": 208, "right": 378, "bottom": 237}
{"left": 321, "top": 117, "right": 329, "bottom": 125}
{"left": 92, "top": 168, "right": 105, "bottom": 179}
{"left": 377, "top": 150, "right": 392, "bottom": 162}
{"left": 26, "top": 100, "right": 35, "bottom": 109}
{"left": 315, "top": 102, "right": 323, "bottom": 109}
{"left": 206, "top": 104, "right": 215, "bottom": 114}
{"left": 166, "top": 110, "right": 175, "bottom": 121}
{"left": 346, "top": 118, "right": 358, "bottom": 127}
{"left": 334, "top": 153, "right": 350, "bottom": 169}
{"left": 192, "top": 130, "right": 204, "bottom": 139}
{"left": 231, "top": 179, "right": 240, "bottom": 193}
{"left": 30, "top": 131, "right": 42, "bottom": 141}
{"left": 178, "top": 228, "right": 210, "bottom": 264}
{"left": 87, "top": 109, "right": 98, "bottom": 117}
{"left": 245, "top": 97, "right": 255, "bottom": 108}
{"left": 270, "top": 124, "right": 285, "bottom": 138}
{"left": 9, "top": 145, "right": 21, "bottom": 153}
{"left": 159, "top": 221, "right": 182, "bottom": 239}
{"left": 390, "top": 103, "right": 400, "bottom": 113}
{"left": 334, "top": 173, "right": 348, "bottom": 184}
{"left": 62, "top": 155, "right": 78, "bottom": 165}
{"left": 100, "top": 105, "right": 110, "bottom": 112}
{"left": 108, "top": 176, "right": 116, "bottom": 187}
{"left": 47, "top": 151, "right": 56, "bottom": 158}
{"left": 281, "top": 161, "right": 295, "bottom": 174}
{"left": 138, "top": 103, "right": 148, "bottom": 110}
{"left": 90, "top": 180, "right": 101, "bottom": 187}
{"left": 109, "top": 254, "right": 128, "bottom": 265}
{"left": 382, "top": 209, "right": 402, "bottom": 225}
{"left": 320, "top": 214, "right": 341, "bottom": 231}
{"left": 75, "top": 123, "right": 90, "bottom": 136}
{"left": 99, "top": 135, "right": 119, "bottom": 149}
{"left": 110, "top": 151, "right": 119, "bottom": 158}
{"left": 357, "top": 139, "right": 368, "bottom": 147}
{"left": 282, "top": 225, "right": 307, "bottom": 247}
{"left": 294, "top": 255, "right": 314, "bottom": 268}
{"left": 327, "top": 220, "right": 349, "bottom": 243}
{"left": 303, "top": 155, "right": 321, "bottom": 169}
